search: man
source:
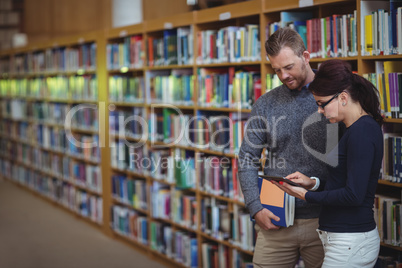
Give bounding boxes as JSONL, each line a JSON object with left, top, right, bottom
{"left": 238, "top": 27, "right": 331, "bottom": 267}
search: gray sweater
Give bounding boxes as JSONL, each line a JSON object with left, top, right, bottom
{"left": 239, "top": 84, "right": 332, "bottom": 219}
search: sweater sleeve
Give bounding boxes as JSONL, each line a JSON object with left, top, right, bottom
{"left": 305, "top": 126, "right": 375, "bottom": 205}
{"left": 238, "top": 103, "right": 267, "bottom": 217}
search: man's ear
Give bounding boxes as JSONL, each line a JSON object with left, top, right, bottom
{"left": 302, "top": 51, "right": 310, "bottom": 64}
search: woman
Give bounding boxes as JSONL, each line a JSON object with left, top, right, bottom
{"left": 273, "top": 59, "right": 383, "bottom": 267}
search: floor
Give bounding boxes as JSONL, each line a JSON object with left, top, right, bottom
{"left": 0, "top": 177, "right": 167, "bottom": 268}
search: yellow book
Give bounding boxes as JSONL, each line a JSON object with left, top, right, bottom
{"left": 376, "top": 73, "right": 385, "bottom": 114}
{"left": 365, "top": 14, "right": 373, "bottom": 55}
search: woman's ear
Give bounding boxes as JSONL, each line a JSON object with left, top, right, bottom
{"left": 339, "top": 92, "right": 348, "bottom": 106}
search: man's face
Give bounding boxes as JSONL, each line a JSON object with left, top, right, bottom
{"left": 268, "top": 47, "right": 308, "bottom": 91}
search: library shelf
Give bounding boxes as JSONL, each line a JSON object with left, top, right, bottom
{"left": 378, "top": 180, "right": 402, "bottom": 188}
{"left": 380, "top": 243, "right": 402, "bottom": 252}
{"left": 2, "top": 0, "right": 402, "bottom": 265}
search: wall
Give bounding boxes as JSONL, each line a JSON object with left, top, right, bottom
{"left": 22, "top": 0, "right": 244, "bottom": 45}
{"left": 142, "top": 0, "right": 191, "bottom": 21}
{"left": 24, "top": 0, "right": 111, "bottom": 44}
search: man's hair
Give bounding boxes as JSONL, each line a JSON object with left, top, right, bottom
{"left": 265, "top": 27, "right": 306, "bottom": 57}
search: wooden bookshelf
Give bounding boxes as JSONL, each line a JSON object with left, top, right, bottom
{"left": 2, "top": 0, "right": 402, "bottom": 266}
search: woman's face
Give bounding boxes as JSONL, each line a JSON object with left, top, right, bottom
{"left": 314, "top": 93, "right": 342, "bottom": 123}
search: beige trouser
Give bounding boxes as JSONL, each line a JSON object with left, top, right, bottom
{"left": 253, "top": 218, "right": 324, "bottom": 268}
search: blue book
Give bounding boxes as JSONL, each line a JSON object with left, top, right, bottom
{"left": 390, "top": 0, "right": 402, "bottom": 51}
{"left": 257, "top": 176, "right": 295, "bottom": 227}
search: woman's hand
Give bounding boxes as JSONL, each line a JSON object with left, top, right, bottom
{"left": 285, "top": 171, "right": 317, "bottom": 190}
{"left": 270, "top": 171, "right": 316, "bottom": 200}
{"left": 272, "top": 179, "right": 308, "bottom": 200}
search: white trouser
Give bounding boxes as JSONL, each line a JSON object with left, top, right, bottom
{"left": 317, "top": 227, "right": 380, "bottom": 268}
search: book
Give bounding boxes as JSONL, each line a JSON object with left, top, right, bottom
{"left": 257, "top": 176, "right": 295, "bottom": 227}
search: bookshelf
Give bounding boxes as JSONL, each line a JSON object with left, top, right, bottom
{"left": 0, "top": 31, "right": 106, "bottom": 230}
{"left": 1, "top": 0, "right": 402, "bottom": 266}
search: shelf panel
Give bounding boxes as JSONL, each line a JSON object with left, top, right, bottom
{"left": 361, "top": 55, "right": 402, "bottom": 61}
{"left": 196, "top": 106, "right": 251, "bottom": 113}
{"left": 112, "top": 197, "right": 149, "bottom": 214}
{"left": 196, "top": 61, "right": 261, "bottom": 68}
{"left": 145, "top": 12, "right": 195, "bottom": 32}
{"left": 381, "top": 242, "right": 402, "bottom": 251}
{"left": 195, "top": 0, "right": 261, "bottom": 24}
{"left": 384, "top": 118, "right": 402, "bottom": 124}
{"left": 108, "top": 67, "right": 145, "bottom": 73}
{"left": 199, "top": 232, "right": 254, "bottom": 255}
{"left": 107, "top": 23, "right": 145, "bottom": 39}
{"left": 263, "top": 0, "right": 353, "bottom": 12}
{"left": 146, "top": 64, "right": 193, "bottom": 70}
{"left": 378, "top": 180, "right": 402, "bottom": 188}
{"left": 199, "top": 190, "right": 245, "bottom": 206}
{"left": 109, "top": 101, "right": 146, "bottom": 107}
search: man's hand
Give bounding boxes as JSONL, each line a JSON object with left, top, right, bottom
{"left": 254, "top": 208, "right": 281, "bottom": 230}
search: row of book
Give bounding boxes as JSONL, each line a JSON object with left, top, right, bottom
{"left": 111, "top": 143, "right": 196, "bottom": 187}
{"left": 148, "top": 70, "right": 195, "bottom": 105}
{"left": 147, "top": 109, "right": 248, "bottom": 153}
{"left": 0, "top": 139, "right": 103, "bottom": 194}
{"left": 0, "top": 69, "right": 268, "bottom": 107}
{"left": 0, "top": 75, "right": 98, "bottom": 101}
{"left": 201, "top": 198, "right": 255, "bottom": 251}
{"left": 68, "top": 134, "right": 100, "bottom": 163}
{"left": 1, "top": 102, "right": 98, "bottom": 132}
{"left": 152, "top": 183, "right": 197, "bottom": 228}
{"left": 109, "top": 76, "right": 145, "bottom": 103}
{"left": 151, "top": 110, "right": 239, "bottom": 152}
{"left": 2, "top": 126, "right": 99, "bottom": 162}
{"left": 110, "top": 138, "right": 246, "bottom": 200}
{"left": 383, "top": 132, "right": 402, "bottom": 183}
{"left": 196, "top": 24, "right": 261, "bottom": 64}
{"left": 107, "top": 35, "right": 145, "bottom": 70}
{"left": 198, "top": 68, "right": 260, "bottom": 109}
{"left": 0, "top": 160, "right": 103, "bottom": 224}
{"left": 147, "top": 27, "right": 194, "bottom": 67}
{"left": 361, "top": 2, "right": 402, "bottom": 56}
{"left": 198, "top": 156, "right": 243, "bottom": 201}
{"left": 110, "top": 205, "right": 202, "bottom": 268}
{"left": 150, "top": 221, "right": 198, "bottom": 267}
{"left": 266, "top": 11, "right": 358, "bottom": 58}
{"left": 110, "top": 205, "right": 148, "bottom": 245}
{"left": 111, "top": 174, "right": 147, "bottom": 210}
{"left": 26, "top": 102, "right": 69, "bottom": 124}
{"left": 110, "top": 109, "right": 249, "bottom": 155}
{"left": 109, "top": 108, "right": 145, "bottom": 139}
{"left": 108, "top": 70, "right": 279, "bottom": 107}
{"left": 364, "top": 61, "right": 402, "bottom": 119}
{"left": 171, "top": 189, "right": 197, "bottom": 230}
{"left": 109, "top": 67, "right": 267, "bottom": 108}
{"left": 374, "top": 194, "right": 402, "bottom": 247}
{"left": 10, "top": 43, "right": 97, "bottom": 74}
{"left": 70, "top": 162, "right": 102, "bottom": 194}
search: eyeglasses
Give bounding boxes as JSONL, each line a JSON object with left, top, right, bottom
{"left": 316, "top": 92, "right": 341, "bottom": 109}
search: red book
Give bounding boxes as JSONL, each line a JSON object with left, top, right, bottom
{"left": 147, "top": 37, "right": 154, "bottom": 67}
{"left": 254, "top": 78, "right": 261, "bottom": 102}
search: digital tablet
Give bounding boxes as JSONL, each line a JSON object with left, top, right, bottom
{"left": 259, "top": 175, "right": 303, "bottom": 187}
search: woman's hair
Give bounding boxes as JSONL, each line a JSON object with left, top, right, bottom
{"left": 309, "top": 59, "right": 383, "bottom": 125}
{"left": 265, "top": 27, "right": 306, "bottom": 58}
